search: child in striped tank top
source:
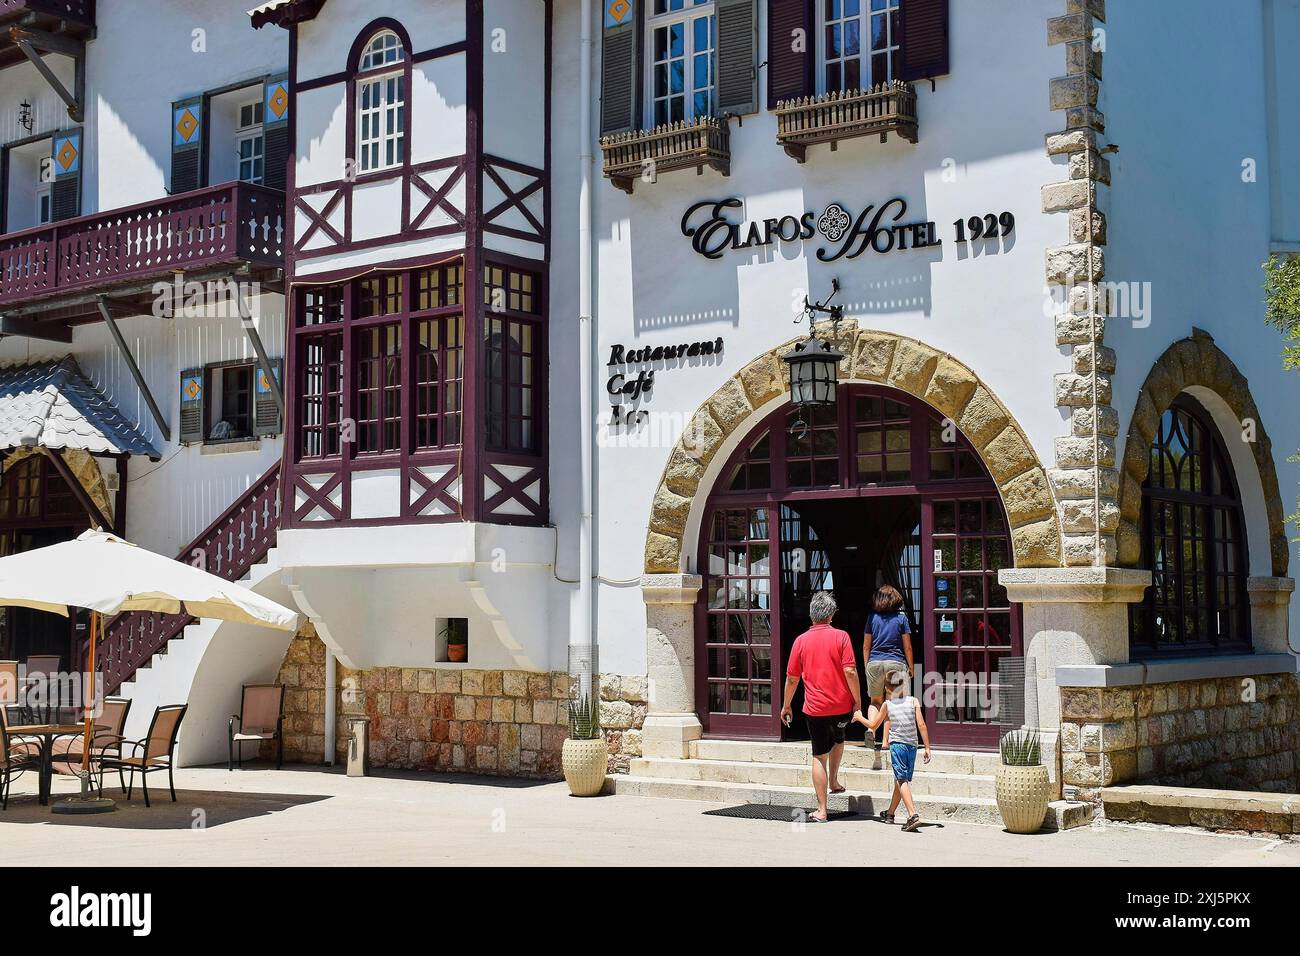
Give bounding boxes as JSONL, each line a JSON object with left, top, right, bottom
{"left": 854, "top": 670, "right": 931, "bottom": 831}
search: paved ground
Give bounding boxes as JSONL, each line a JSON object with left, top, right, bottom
{"left": 2, "top": 765, "right": 1298, "bottom": 866}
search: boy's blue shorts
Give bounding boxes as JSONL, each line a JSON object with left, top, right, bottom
{"left": 890, "top": 743, "right": 917, "bottom": 782}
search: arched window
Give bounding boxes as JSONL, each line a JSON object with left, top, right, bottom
{"left": 355, "top": 29, "right": 406, "bottom": 173}
{"left": 1130, "top": 395, "right": 1250, "bottom": 657}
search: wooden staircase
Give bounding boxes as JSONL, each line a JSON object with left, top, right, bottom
{"left": 91, "top": 463, "right": 281, "bottom": 695}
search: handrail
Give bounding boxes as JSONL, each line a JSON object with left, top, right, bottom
{"left": 93, "top": 463, "right": 282, "bottom": 695}
{"left": 0, "top": 182, "right": 285, "bottom": 309}
{"left": 0, "top": 0, "right": 95, "bottom": 24}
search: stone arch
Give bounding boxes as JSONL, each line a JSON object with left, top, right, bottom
{"left": 2, "top": 446, "right": 113, "bottom": 525}
{"left": 1116, "top": 328, "right": 1289, "bottom": 577}
{"left": 643, "top": 319, "right": 1063, "bottom": 573}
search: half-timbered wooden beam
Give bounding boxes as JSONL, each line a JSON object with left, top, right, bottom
{"left": 96, "top": 295, "right": 171, "bottom": 442}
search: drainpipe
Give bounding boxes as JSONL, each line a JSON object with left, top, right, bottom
{"left": 573, "top": 0, "right": 596, "bottom": 701}
{"left": 324, "top": 647, "right": 336, "bottom": 766}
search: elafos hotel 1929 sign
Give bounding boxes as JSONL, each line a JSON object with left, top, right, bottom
{"left": 680, "top": 197, "right": 1015, "bottom": 261}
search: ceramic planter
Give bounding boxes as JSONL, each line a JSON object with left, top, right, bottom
{"left": 995, "top": 763, "right": 1051, "bottom": 833}
{"left": 562, "top": 737, "right": 608, "bottom": 796}
{"left": 446, "top": 642, "right": 467, "bottom": 662}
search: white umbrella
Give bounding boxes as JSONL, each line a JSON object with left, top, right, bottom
{"left": 0, "top": 529, "right": 298, "bottom": 812}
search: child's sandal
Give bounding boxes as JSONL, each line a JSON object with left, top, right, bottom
{"left": 878, "top": 811, "right": 895, "bottom": 824}
{"left": 902, "top": 814, "right": 922, "bottom": 832}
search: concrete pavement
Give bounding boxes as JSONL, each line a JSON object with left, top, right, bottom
{"left": 1, "top": 765, "right": 1297, "bottom": 866}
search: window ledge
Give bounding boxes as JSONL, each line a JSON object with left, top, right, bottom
{"left": 1056, "top": 653, "right": 1298, "bottom": 689}
{"left": 775, "top": 81, "right": 918, "bottom": 163}
{"left": 600, "top": 115, "right": 731, "bottom": 195}
{"left": 201, "top": 439, "right": 263, "bottom": 456}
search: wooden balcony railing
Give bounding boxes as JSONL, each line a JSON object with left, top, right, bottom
{"left": 0, "top": 182, "right": 285, "bottom": 312}
{"left": 775, "top": 81, "right": 918, "bottom": 163}
{"left": 92, "top": 463, "right": 282, "bottom": 695}
{"left": 0, "top": 0, "right": 95, "bottom": 27}
{"left": 600, "top": 115, "right": 731, "bottom": 194}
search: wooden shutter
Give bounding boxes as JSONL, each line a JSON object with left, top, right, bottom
{"left": 262, "top": 74, "right": 290, "bottom": 192}
{"left": 171, "top": 95, "right": 207, "bottom": 195}
{"left": 898, "top": 0, "right": 950, "bottom": 82}
{"left": 767, "top": 0, "right": 814, "bottom": 109}
{"left": 253, "top": 359, "right": 283, "bottom": 437}
{"left": 599, "top": 0, "right": 640, "bottom": 135}
{"left": 717, "top": 0, "right": 759, "bottom": 116}
{"left": 49, "top": 129, "right": 82, "bottom": 222}
{"left": 180, "top": 369, "right": 206, "bottom": 444}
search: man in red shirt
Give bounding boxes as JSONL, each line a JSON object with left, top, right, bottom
{"left": 780, "top": 591, "right": 863, "bottom": 822}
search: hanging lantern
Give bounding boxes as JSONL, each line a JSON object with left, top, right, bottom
{"left": 782, "top": 335, "right": 843, "bottom": 407}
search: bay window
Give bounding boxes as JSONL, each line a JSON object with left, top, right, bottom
{"left": 484, "top": 265, "right": 542, "bottom": 453}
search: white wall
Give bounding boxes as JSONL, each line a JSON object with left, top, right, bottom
{"left": 1104, "top": 0, "right": 1298, "bottom": 640}
{"left": 583, "top": 0, "right": 1067, "bottom": 675}
{"left": 482, "top": 0, "right": 546, "bottom": 168}
{"left": 295, "top": 0, "right": 466, "bottom": 82}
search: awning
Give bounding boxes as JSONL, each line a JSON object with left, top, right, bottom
{"left": 0, "top": 357, "right": 160, "bottom": 458}
{"left": 249, "top": 0, "right": 328, "bottom": 29}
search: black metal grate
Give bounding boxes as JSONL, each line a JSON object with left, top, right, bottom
{"left": 703, "top": 804, "right": 857, "bottom": 822}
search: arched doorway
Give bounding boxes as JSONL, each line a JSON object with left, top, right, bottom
{"left": 696, "top": 384, "right": 1021, "bottom": 748}
{"left": 0, "top": 454, "right": 94, "bottom": 667}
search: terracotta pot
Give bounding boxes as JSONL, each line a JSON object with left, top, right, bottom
{"left": 995, "top": 763, "right": 1051, "bottom": 833}
{"left": 446, "top": 643, "right": 467, "bottom": 662}
{"left": 562, "top": 737, "right": 608, "bottom": 796}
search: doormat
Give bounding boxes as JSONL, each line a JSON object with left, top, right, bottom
{"left": 703, "top": 804, "right": 858, "bottom": 822}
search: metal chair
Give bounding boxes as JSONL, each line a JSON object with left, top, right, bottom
{"left": 0, "top": 704, "right": 38, "bottom": 810}
{"left": 50, "top": 697, "right": 133, "bottom": 796}
{"left": 99, "top": 704, "right": 187, "bottom": 807}
{"left": 228, "top": 684, "right": 284, "bottom": 770}
{"left": 24, "top": 655, "right": 62, "bottom": 722}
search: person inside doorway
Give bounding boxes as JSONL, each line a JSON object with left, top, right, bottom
{"left": 780, "top": 591, "right": 862, "bottom": 823}
{"left": 864, "top": 585, "right": 914, "bottom": 751}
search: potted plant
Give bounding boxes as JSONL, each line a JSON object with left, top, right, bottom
{"left": 442, "top": 619, "right": 468, "bottom": 663}
{"left": 562, "top": 694, "right": 607, "bottom": 796}
{"left": 995, "top": 728, "right": 1051, "bottom": 834}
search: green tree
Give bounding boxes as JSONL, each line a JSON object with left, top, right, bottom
{"left": 1263, "top": 254, "right": 1300, "bottom": 556}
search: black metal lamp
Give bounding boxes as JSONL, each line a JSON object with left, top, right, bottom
{"left": 782, "top": 278, "right": 844, "bottom": 408}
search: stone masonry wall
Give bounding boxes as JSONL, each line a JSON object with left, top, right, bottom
{"left": 1059, "top": 674, "right": 1300, "bottom": 805}
{"left": 265, "top": 628, "right": 646, "bottom": 777}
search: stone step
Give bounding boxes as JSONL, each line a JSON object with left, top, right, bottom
{"left": 689, "top": 738, "right": 1001, "bottom": 776}
{"left": 631, "top": 757, "right": 996, "bottom": 800}
{"left": 1102, "top": 784, "right": 1300, "bottom": 835}
{"left": 607, "top": 775, "right": 1005, "bottom": 827}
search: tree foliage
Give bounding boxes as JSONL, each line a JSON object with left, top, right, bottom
{"left": 1263, "top": 254, "right": 1300, "bottom": 556}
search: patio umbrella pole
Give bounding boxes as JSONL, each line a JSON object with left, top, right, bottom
{"left": 53, "top": 610, "right": 115, "bottom": 814}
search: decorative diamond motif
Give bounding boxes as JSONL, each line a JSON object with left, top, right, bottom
{"left": 175, "top": 108, "right": 199, "bottom": 142}
{"left": 817, "top": 203, "right": 852, "bottom": 243}
{"left": 56, "top": 139, "right": 79, "bottom": 172}
{"left": 183, "top": 377, "right": 202, "bottom": 400}
{"left": 607, "top": 0, "right": 631, "bottom": 23}
{"left": 268, "top": 84, "right": 288, "bottom": 120}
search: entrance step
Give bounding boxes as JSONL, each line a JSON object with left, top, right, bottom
{"left": 608, "top": 775, "right": 1003, "bottom": 827}
{"left": 633, "top": 757, "right": 995, "bottom": 800}
{"left": 689, "top": 739, "right": 1001, "bottom": 776}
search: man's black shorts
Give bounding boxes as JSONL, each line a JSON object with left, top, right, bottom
{"left": 805, "top": 712, "right": 851, "bottom": 756}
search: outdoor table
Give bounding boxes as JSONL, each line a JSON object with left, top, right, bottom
{"left": 6, "top": 724, "right": 85, "bottom": 806}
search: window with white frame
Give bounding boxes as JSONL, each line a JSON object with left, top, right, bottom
{"left": 356, "top": 31, "right": 406, "bottom": 173}
{"left": 647, "top": 0, "right": 716, "bottom": 126}
{"left": 237, "top": 99, "right": 265, "bottom": 184}
{"left": 820, "top": 0, "right": 900, "bottom": 94}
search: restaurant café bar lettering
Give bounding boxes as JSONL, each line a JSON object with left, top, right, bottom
{"left": 681, "top": 197, "right": 1016, "bottom": 261}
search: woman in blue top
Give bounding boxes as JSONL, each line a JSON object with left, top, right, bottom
{"left": 863, "top": 585, "right": 913, "bottom": 742}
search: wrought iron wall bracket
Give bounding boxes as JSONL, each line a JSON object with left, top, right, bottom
{"left": 96, "top": 295, "right": 171, "bottom": 443}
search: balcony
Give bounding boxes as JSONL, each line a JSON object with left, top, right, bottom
{"left": 775, "top": 81, "right": 918, "bottom": 163}
{"left": 0, "top": 0, "right": 96, "bottom": 69}
{"left": 600, "top": 115, "right": 730, "bottom": 195}
{"left": 0, "top": 182, "right": 285, "bottom": 325}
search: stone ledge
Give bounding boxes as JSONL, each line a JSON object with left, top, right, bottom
{"left": 641, "top": 574, "right": 704, "bottom": 604}
{"left": 1102, "top": 784, "right": 1300, "bottom": 833}
{"left": 1000, "top": 566, "right": 1150, "bottom": 603}
{"left": 1057, "top": 653, "right": 1299, "bottom": 688}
